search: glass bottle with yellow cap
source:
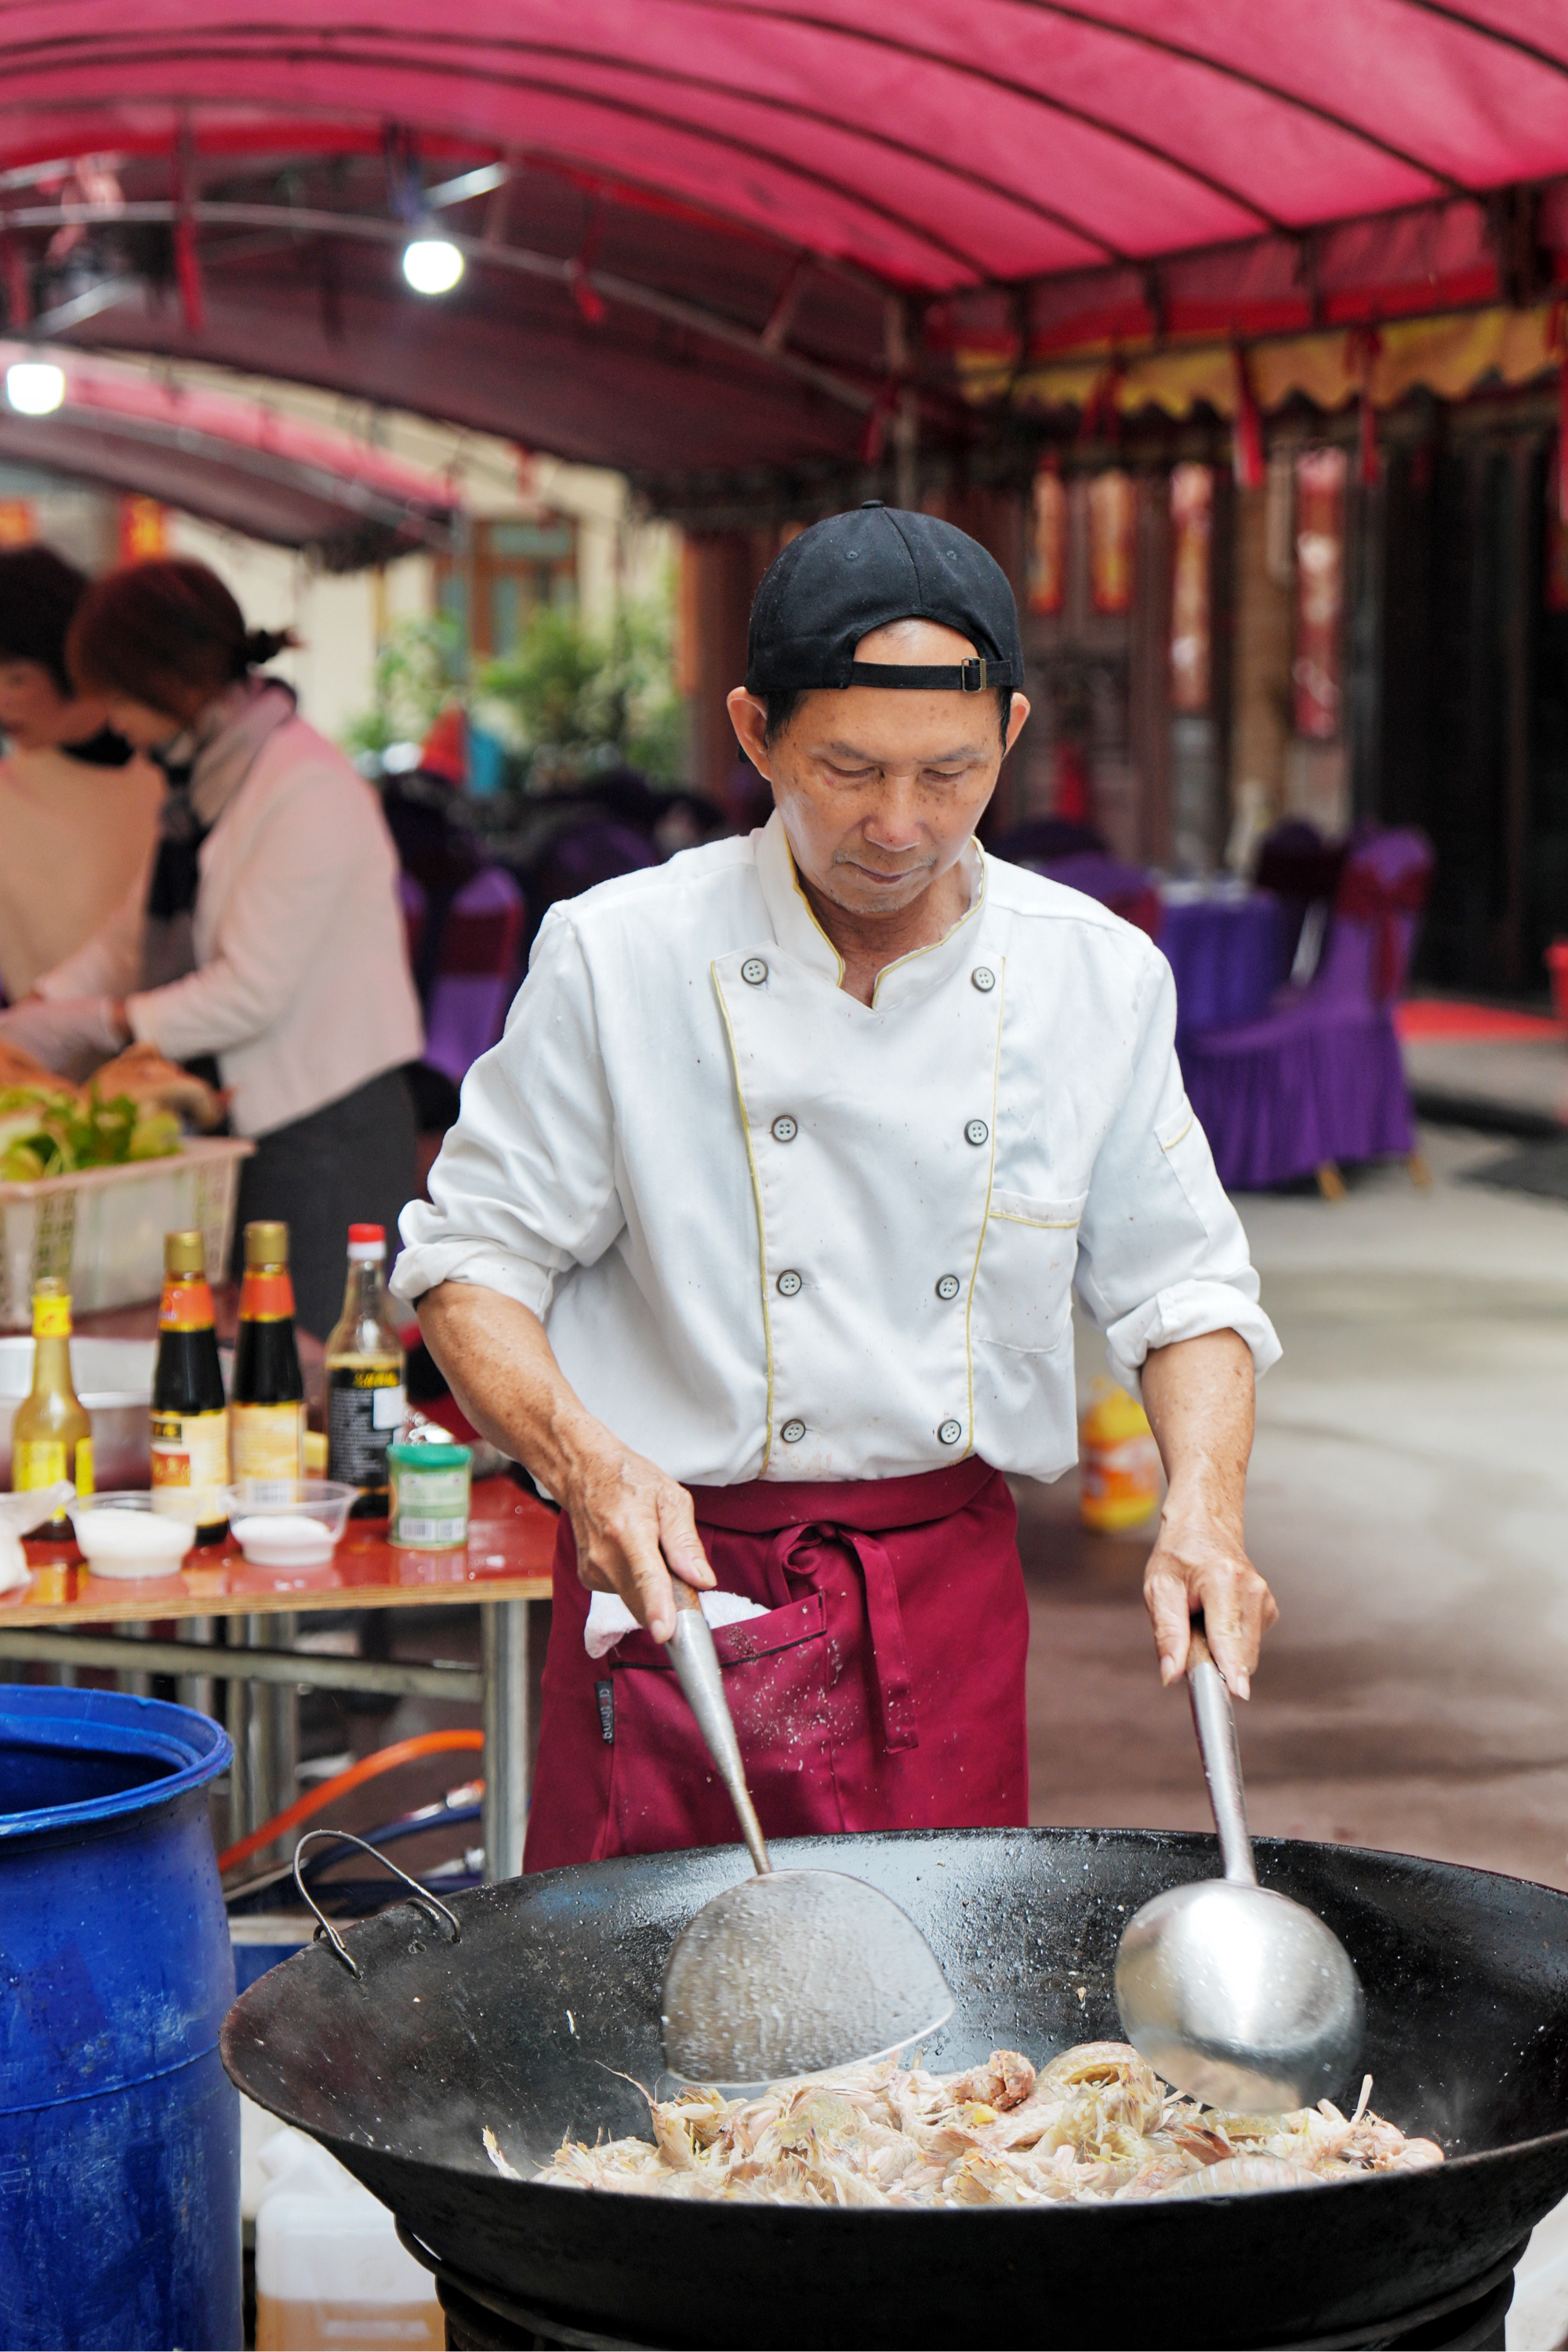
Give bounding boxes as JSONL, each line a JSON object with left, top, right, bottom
{"left": 13, "top": 1279, "right": 92, "bottom": 1531}
{"left": 230, "top": 1221, "right": 305, "bottom": 1503}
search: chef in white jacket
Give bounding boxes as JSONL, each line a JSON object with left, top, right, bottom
{"left": 395, "top": 503, "right": 1280, "bottom": 1869}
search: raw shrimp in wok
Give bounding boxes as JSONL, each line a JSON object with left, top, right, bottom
{"left": 530, "top": 2044, "right": 1443, "bottom": 2211}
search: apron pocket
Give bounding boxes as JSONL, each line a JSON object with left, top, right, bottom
{"left": 607, "top": 1592, "right": 840, "bottom": 1855}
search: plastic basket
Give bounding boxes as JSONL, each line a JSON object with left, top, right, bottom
{"left": 0, "top": 1136, "right": 254, "bottom": 1327}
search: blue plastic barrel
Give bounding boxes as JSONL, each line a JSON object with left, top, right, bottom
{"left": 0, "top": 1686, "right": 241, "bottom": 2351}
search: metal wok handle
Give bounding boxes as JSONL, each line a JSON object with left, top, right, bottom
{"left": 1187, "top": 1628, "right": 1258, "bottom": 1887}
{"left": 668, "top": 1580, "right": 771, "bottom": 1878}
{"left": 292, "top": 1828, "right": 463, "bottom": 1980}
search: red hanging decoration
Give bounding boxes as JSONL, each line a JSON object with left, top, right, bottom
{"left": 1551, "top": 303, "right": 1568, "bottom": 528}
{"left": 1348, "top": 325, "right": 1382, "bottom": 486}
{"left": 1231, "top": 345, "right": 1265, "bottom": 490}
{"left": 1078, "top": 357, "right": 1123, "bottom": 448}
{"left": 172, "top": 126, "right": 205, "bottom": 336}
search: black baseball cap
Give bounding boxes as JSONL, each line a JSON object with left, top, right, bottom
{"left": 744, "top": 501, "right": 1023, "bottom": 698}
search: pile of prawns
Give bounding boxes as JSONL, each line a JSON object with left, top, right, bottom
{"left": 523, "top": 2040, "right": 1445, "bottom": 2209}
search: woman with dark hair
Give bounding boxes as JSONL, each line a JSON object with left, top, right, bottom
{"left": 0, "top": 545, "right": 162, "bottom": 999}
{"left": 0, "top": 559, "right": 423, "bottom": 1335}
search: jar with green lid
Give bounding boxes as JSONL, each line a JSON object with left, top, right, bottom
{"left": 388, "top": 1439, "right": 472, "bottom": 1551}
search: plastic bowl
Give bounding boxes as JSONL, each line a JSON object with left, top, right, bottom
{"left": 73, "top": 1492, "right": 197, "bottom": 1579}
{"left": 223, "top": 1480, "right": 355, "bottom": 1568}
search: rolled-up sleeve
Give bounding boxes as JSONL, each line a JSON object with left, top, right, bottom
{"left": 391, "top": 909, "right": 625, "bottom": 1316}
{"left": 1073, "top": 949, "right": 1280, "bottom": 1395}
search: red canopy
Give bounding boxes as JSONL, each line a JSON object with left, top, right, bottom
{"left": 0, "top": 4, "right": 1565, "bottom": 496}
{"left": 0, "top": 344, "right": 459, "bottom": 565}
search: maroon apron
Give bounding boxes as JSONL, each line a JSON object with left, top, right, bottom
{"left": 522, "top": 1457, "right": 1029, "bottom": 1871}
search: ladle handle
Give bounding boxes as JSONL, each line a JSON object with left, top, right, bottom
{"left": 668, "top": 1580, "right": 772, "bottom": 1877}
{"left": 1187, "top": 1626, "right": 1258, "bottom": 1886}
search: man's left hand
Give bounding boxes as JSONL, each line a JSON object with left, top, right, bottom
{"left": 1142, "top": 1496, "right": 1277, "bottom": 1700}
{"left": 1138, "top": 1327, "right": 1277, "bottom": 1699}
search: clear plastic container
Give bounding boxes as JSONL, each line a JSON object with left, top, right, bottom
{"left": 253, "top": 2127, "right": 441, "bottom": 2350}
{"left": 72, "top": 1490, "right": 197, "bottom": 1577}
{"left": 224, "top": 1479, "right": 356, "bottom": 1567}
{"left": 0, "top": 1138, "right": 253, "bottom": 1328}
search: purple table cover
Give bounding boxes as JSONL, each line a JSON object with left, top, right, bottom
{"left": 1160, "top": 891, "right": 1286, "bottom": 1035}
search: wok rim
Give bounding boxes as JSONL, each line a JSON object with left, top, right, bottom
{"left": 223, "top": 1821, "right": 1568, "bottom": 2192}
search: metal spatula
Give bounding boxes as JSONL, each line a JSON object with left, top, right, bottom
{"left": 659, "top": 1582, "right": 953, "bottom": 2089}
{"left": 1114, "top": 1627, "right": 1363, "bottom": 2111}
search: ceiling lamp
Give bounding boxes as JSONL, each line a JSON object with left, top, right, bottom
{"left": 5, "top": 361, "right": 65, "bottom": 415}
{"left": 402, "top": 238, "right": 464, "bottom": 296}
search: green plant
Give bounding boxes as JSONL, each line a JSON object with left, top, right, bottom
{"left": 480, "top": 592, "right": 684, "bottom": 784}
{"left": 343, "top": 612, "right": 464, "bottom": 757}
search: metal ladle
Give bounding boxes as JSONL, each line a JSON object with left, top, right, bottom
{"left": 1115, "top": 1628, "right": 1364, "bottom": 2111}
{"left": 659, "top": 1581, "right": 953, "bottom": 2089}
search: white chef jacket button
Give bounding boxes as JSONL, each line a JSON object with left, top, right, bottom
{"left": 777, "top": 1269, "right": 802, "bottom": 1296}
{"left": 935, "top": 1273, "right": 960, "bottom": 1301}
{"left": 781, "top": 1418, "right": 807, "bottom": 1443}
{"left": 771, "top": 1114, "right": 798, "bottom": 1142}
{"left": 741, "top": 957, "right": 768, "bottom": 985}
{"left": 938, "top": 1418, "right": 964, "bottom": 1446}
{"left": 964, "top": 1118, "right": 989, "bottom": 1146}
{"left": 971, "top": 966, "right": 996, "bottom": 993}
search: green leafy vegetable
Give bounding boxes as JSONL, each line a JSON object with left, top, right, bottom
{"left": 0, "top": 1087, "right": 186, "bottom": 1181}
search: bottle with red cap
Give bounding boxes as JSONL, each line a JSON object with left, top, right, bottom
{"left": 325, "top": 1224, "right": 406, "bottom": 1517}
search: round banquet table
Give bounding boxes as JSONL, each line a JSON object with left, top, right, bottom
{"left": 1158, "top": 882, "right": 1286, "bottom": 1036}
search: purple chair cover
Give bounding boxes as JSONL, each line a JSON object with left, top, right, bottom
{"left": 423, "top": 866, "right": 525, "bottom": 1084}
{"left": 1181, "top": 829, "right": 1433, "bottom": 1192}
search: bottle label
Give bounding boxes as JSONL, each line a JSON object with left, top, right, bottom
{"left": 238, "top": 1270, "right": 295, "bottom": 1323}
{"left": 151, "top": 1410, "right": 229, "bottom": 1528}
{"left": 327, "top": 1368, "right": 405, "bottom": 1490}
{"left": 230, "top": 1401, "right": 304, "bottom": 1501}
{"left": 32, "top": 1294, "right": 71, "bottom": 1339}
{"left": 159, "top": 1278, "right": 216, "bottom": 1334}
{"left": 14, "top": 1436, "right": 92, "bottom": 1494}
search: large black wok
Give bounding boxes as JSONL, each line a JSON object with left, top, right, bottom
{"left": 223, "top": 1828, "right": 1568, "bottom": 2348}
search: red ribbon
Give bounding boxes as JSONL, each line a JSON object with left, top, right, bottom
{"left": 1335, "top": 856, "right": 1430, "bottom": 1001}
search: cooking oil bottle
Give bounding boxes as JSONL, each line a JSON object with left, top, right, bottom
{"left": 151, "top": 1230, "right": 229, "bottom": 1544}
{"left": 1079, "top": 1377, "right": 1162, "bottom": 1532}
{"left": 230, "top": 1221, "right": 305, "bottom": 1503}
{"left": 325, "top": 1224, "right": 405, "bottom": 1517}
{"left": 13, "top": 1279, "right": 93, "bottom": 1530}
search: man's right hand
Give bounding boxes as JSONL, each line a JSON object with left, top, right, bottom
{"left": 559, "top": 1435, "right": 713, "bottom": 1643}
{"left": 416, "top": 1279, "right": 713, "bottom": 1643}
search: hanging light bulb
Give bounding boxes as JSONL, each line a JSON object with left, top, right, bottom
{"left": 5, "top": 361, "right": 65, "bottom": 415}
{"left": 402, "top": 238, "right": 464, "bottom": 296}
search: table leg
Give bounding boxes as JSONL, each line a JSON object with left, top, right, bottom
{"left": 249, "top": 1612, "right": 298, "bottom": 1833}
{"left": 227, "top": 1661, "right": 256, "bottom": 1841}
{"left": 481, "top": 1599, "right": 529, "bottom": 1884}
{"left": 117, "top": 1620, "right": 151, "bottom": 1700}
{"left": 176, "top": 1616, "right": 216, "bottom": 1719}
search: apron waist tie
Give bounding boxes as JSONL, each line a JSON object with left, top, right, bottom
{"left": 773, "top": 1522, "right": 917, "bottom": 1753}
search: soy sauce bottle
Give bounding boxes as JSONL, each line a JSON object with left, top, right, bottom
{"left": 325, "top": 1224, "right": 405, "bottom": 1518}
{"left": 230, "top": 1221, "right": 305, "bottom": 1502}
{"left": 151, "top": 1230, "right": 229, "bottom": 1544}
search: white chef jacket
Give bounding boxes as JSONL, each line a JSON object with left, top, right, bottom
{"left": 394, "top": 811, "right": 1279, "bottom": 1486}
